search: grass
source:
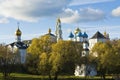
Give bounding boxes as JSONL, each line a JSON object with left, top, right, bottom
{"left": 0, "top": 73, "right": 114, "bottom": 80}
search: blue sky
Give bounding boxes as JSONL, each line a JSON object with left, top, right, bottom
{"left": 0, "top": 0, "right": 120, "bottom": 44}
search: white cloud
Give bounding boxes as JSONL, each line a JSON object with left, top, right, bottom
{"left": 69, "top": 0, "right": 115, "bottom": 6}
{"left": 112, "top": 6, "right": 120, "bottom": 17}
{"left": 60, "top": 8, "right": 80, "bottom": 23}
{"left": 60, "top": 8, "right": 105, "bottom": 23}
{"left": 0, "top": 0, "right": 70, "bottom": 22}
{"left": 0, "top": 18, "right": 9, "bottom": 23}
{"left": 0, "top": 0, "right": 108, "bottom": 23}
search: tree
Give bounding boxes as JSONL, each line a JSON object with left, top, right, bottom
{"left": 90, "top": 41, "right": 111, "bottom": 80}
{"left": 106, "top": 40, "right": 120, "bottom": 79}
{"left": 26, "top": 35, "right": 56, "bottom": 76}
{"left": 27, "top": 36, "right": 83, "bottom": 80}
{"left": 0, "top": 44, "right": 17, "bottom": 80}
{"left": 91, "top": 41, "right": 120, "bottom": 80}
{"left": 49, "top": 40, "right": 82, "bottom": 80}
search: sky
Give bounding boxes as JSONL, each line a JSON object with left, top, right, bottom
{"left": 0, "top": 0, "right": 120, "bottom": 44}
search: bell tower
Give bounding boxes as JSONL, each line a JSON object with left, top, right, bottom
{"left": 55, "top": 18, "right": 63, "bottom": 41}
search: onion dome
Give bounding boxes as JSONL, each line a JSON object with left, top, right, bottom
{"left": 45, "top": 28, "right": 55, "bottom": 37}
{"left": 77, "top": 32, "right": 83, "bottom": 37}
{"left": 68, "top": 32, "right": 74, "bottom": 38}
{"left": 83, "top": 32, "right": 88, "bottom": 38}
{"left": 15, "top": 27, "right": 22, "bottom": 36}
{"left": 74, "top": 28, "right": 81, "bottom": 34}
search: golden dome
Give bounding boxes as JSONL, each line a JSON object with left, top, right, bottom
{"left": 15, "top": 27, "right": 22, "bottom": 36}
{"left": 74, "top": 27, "right": 81, "bottom": 34}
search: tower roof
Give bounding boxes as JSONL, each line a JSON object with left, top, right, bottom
{"left": 15, "top": 27, "right": 22, "bottom": 36}
{"left": 77, "top": 32, "right": 83, "bottom": 37}
{"left": 68, "top": 32, "right": 74, "bottom": 38}
{"left": 91, "top": 31, "right": 106, "bottom": 39}
{"left": 83, "top": 32, "right": 88, "bottom": 38}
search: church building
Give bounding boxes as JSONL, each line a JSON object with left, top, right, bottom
{"left": 8, "top": 24, "right": 28, "bottom": 64}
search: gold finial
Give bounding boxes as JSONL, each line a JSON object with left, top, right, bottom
{"left": 104, "top": 31, "right": 107, "bottom": 37}
{"left": 104, "top": 30, "right": 109, "bottom": 39}
{"left": 57, "top": 18, "right": 61, "bottom": 23}
{"left": 48, "top": 28, "right": 51, "bottom": 34}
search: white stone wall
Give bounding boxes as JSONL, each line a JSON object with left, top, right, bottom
{"left": 89, "top": 38, "right": 107, "bottom": 50}
{"left": 74, "top": 64, "right": 86, "bottom": 76}
{"left": 19, "top": 49, "right": 26, "bottom": 64}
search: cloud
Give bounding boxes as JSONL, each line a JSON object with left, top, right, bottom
{"left": 0, "top": 18, "right": 9, "bottom": 23}
{"left": 69, "top": 0, "right": 115, "bottom": 6}
{"left": 112, "top": 6, "right": 120, "bottom": 17}
{"left": 60, "top": 8, "right": 105, "bottom": 23}
{"left": 0, "top": 0, "right": 71, "bottom": 22}
{"left": 0, "top": 0, "right": 109, "bottom": 23}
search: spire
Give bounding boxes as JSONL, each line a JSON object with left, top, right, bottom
{"left": 15, "top": 22, "right": 22, "bottom": 42}
{"left": 104, "top": 30, "right": 109, "bottom": 39}
{"left": 55, "top": 18, "right": 63, "bottom": 41}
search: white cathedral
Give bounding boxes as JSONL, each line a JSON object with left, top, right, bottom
{"left": 8, "top": 18, "right": 109, "bottom": 76}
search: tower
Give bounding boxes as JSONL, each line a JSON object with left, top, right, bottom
{"left": 55, "top": 18, "right": 63, "bottom": 41}
{"left": 82, "top": 36, "right": 89, "bottom": 57}
{"left": 15, "top": 23, "right": 22, "bottom": 42}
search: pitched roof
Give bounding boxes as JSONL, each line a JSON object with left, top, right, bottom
{"left": 45, "top": 33, "right": 56, "bottom": 37}
{"left": 9, "top": 42, "right": 28, "bottom": 49}
{"left": 91, "top": 31, "right": 106, "bottom": 39}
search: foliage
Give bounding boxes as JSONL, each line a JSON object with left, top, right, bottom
{"left": 0, "top": 44, "right": 18, "bottom": 80}
{"left": 26, "top": 35, "right": 56, "bottom": 75}
{"left": 49, "top": 41, "right": 82, "bottom": 75}
{"left": 26, "top": 36, "right": 83, "bottom": 80}
{"left": 90, "top": 40, "right": 120, "bottom": 79}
